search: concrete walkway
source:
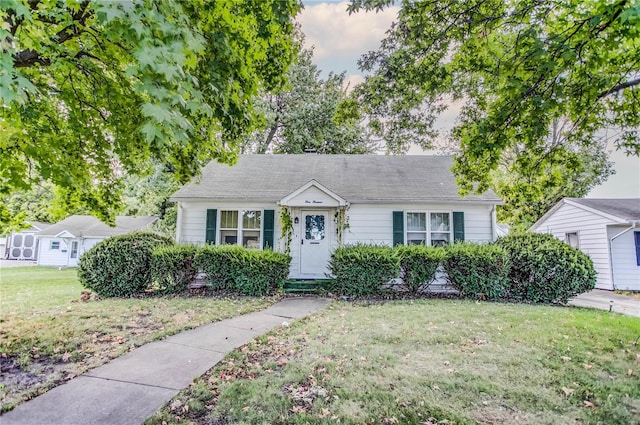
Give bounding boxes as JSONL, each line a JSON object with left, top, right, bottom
{"left": 1, "top": 297, "right": 331, "bottom": 425}
{"left": 569, "top": 289, "right": 640, "bottom": 317}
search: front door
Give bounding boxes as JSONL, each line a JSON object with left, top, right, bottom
{"left": 68, "top": 241, "right": 79, "bottom": 266}
{"left": 300, "top": 211, "right": 331, "bottom": 275}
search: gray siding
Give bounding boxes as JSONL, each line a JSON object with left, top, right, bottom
{"left": 533, "top": 203, "right": 613, "bottom": 289}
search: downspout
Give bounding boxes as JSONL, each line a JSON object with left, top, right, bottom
{"left": 608, "top": 220, "right": 638, "bottom": 290}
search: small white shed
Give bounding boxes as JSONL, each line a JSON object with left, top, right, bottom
{"left": 531, "top": 198, "right": 640, "bottom": 291}
{"left": 4, "top": 221, "right": 51, "bottom": 260}
{"left": 36, "top": 215, "right": 157, "bottom": 267}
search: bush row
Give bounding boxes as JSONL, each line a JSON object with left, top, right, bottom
{"left": 78, "top": 233, "right": 291, "bottom": 297}
{"left": 330, "top": 233, "right": 596, "bottom": 303}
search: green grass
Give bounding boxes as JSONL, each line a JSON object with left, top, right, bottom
{"left": 0, "top": 267, "right": 276, "bottom": 412}
{"left": 147, "top": 300, "right": 640, "bottom": 425}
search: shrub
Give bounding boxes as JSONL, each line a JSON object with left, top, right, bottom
{"left": 395, "top": 245, "right": 445, "bottom": 293}
{"left": 496, "top": 232, "right": 597, "bottom": 303}
{"left": 329, "top": 244, "right": 399, "bottom": 297}
{"left": 442, "top": 243, "right": 511, "bottom": 300}
{"left": 194, "top": 245, "right": 245, "bottom": 291}
{"left": 151, "top": 245, "right": 198, "bottom": 294}
{"left": 194, "top": 246, "right": 291, "bottom": 295}
{"left": 234, "top": 250, "right": 291, "bottom": 296}
{"left": 77, "top": 232, "right": 174, "bottom": 297}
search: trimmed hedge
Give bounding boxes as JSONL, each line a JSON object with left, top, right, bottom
{"left": 443, "top": 243, "right": 511, "bottom": 300}
{"left": 194, "top": 245, "right": 290, "bottom": 296}
{"left": 151, "top": 245, "right": 198, "bottom": 294}
{"left": 77, "top": 232, "right": 174, "bottom": 297}
{"left": 329, "top": 244, "right": 399, "bottom": 296}
{"left": 396, "top": 245, "right": 445, "bottom": 293}
{"left": 496, "top": 232, "right": 596, "bottom": 303}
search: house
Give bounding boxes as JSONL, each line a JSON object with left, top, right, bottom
{"left": 36, "top": 215, "right": 158, "bottom": 267}
{"left": 4, "top": 221, "right": 52, "bottom": 260}
{"left": 170, "top": 155, "right": 502, "bottom": 279}
{"left": 531, "top": 198, "right": 640, "bottom": 291}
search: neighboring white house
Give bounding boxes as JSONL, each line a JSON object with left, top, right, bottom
{"left": 531, "top": 198, "right": 640, "bottom": 291}
{"left": 4, "top": 221, "right": 52, "bottom": 260}
{"left": 170, "top": 155, "right": 502, "bottom": 279}
{"left": 36, "top": 215, "right": 157, "bottom": 267}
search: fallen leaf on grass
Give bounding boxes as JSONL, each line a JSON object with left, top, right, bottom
{"left": 583, "top": 363, "right": 593, "bottom": 369}
{"left": 561, "top": 387, "right": 575, "bottom": 397}
{"left": 628, "top": 369, "right": 633, "bottom": 376}
{"left": 560, "top": 356, "right": 572, "bottom": 362}
{"left": 583, "top": 401, "right": 596, "bottom": 408}
{"left": 290, "top": 405, "right": 307, "bottom": 413}
{"left": 61, "top": 352, "right": 71, "bottom": 362}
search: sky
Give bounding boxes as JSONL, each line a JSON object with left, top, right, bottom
{"left": 297, "top": 0, "right": 640, "bottom": 199}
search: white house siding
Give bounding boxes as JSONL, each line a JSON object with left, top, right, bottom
{"left": 533, "top": 203, "right": 613, "bottom": 290}
{"left": 607, "top": 226, "right": 640, "bottom": 291}
{"left": 343, "top": 203, "right": 495, "bottom": 246}
{"left": 37, "top": 237, "right": 70, "bottom": 266}
{"left": 37, "top": 237, "right": 104, "bottom": 267}
{"left": 177, "top": 201, "right": 282, "bottom": 246}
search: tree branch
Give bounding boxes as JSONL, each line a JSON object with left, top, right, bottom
{"left": 597, "top": 77, "right": 640, "bottom": 99}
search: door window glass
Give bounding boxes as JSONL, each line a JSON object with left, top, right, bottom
{"left": 305, "top": 215, "right": 325, "bottom": 240}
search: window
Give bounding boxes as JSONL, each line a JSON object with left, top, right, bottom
{"left": 635, "top": 231, "right": 640, "bottom": 266}
{"left": 50, "top": 241, "right": 60, "bottom": 250}
{"left": 430, "top": 212, "right": 451, "bottom": 247}
{"left": 406, "top": 212, "right": 453, "bottom": 246}
{"left": 219, "top": 210, "right": 262, "bottom": 248}
{"left": 220, "top": 210, "right": 238, "bottom": 244}
{"left": 406, "top": 212, "right": 427, "bottom": 245}
{"left": 305, "top": 215, "right": 325, "bottom": 240}
{"left": 565, "top": 232, "right": 579, "bottom": 248}
{"left": 242, "top": 210, "right": 261, "bottom": 248}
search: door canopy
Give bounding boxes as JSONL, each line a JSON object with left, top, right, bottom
{"left": 279, "top": 180, "right": 348, "bottom": 208}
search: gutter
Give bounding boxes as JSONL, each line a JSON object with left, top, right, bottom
{"left": 608, "top": 220, "right": 638, "bottom": 290}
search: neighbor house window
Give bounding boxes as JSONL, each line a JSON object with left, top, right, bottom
{"left": 635, "top": 231, "right": 640, "bottom": 266}
{"left": 565, "top": 232, "right": 579, "bottom": 248}
{"left": 50, "top": 241, "right": 60, "bottom": 250}
{"left": 219, "top": 210, "right": 261, "bottom": 248}
{"left": 406, "top": 212, "right": 452, "bottom": 246}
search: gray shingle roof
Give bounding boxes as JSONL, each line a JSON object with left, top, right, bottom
{"left": 569, "top": 198, "right": 640, "bottom": 221}
{"left": 37, "top": 215, "right": 157, "bottom": 238}
{"left": 171, "top": 155, "right": 501, "bottom": 203}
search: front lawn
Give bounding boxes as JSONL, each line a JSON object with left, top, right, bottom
{"left": 147, "top": 300, "right": 640, "bottom": 425}
{"left": 0, "top": 267, "right": 275, "bottom": 413}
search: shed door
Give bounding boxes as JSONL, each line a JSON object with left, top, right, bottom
{"left": 299, "top": 211, "right": 331, "bottom": 276}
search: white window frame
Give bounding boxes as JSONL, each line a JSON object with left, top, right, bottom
{"left": 218, "top": 209, "right": 263, "bottom": 249}
{"left": 565, "top": 231, "right": 580, "bottom": 248}
{"left": 405, "top": 211, "right": 453, "bottom": 247}
{"left": 50, "top": 241, "right": 60, "bottom": 250}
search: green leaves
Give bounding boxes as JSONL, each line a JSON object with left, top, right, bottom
{"left": 0, "top": 0, "right": 300, "bottom": 232}
{"left": 350, "top": 0, "right": 639, "bottom": 215}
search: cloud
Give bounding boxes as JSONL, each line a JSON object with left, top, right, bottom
{"left": 298, "top": 1, "right": 399, "bottom": 64}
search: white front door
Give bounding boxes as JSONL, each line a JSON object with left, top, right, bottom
{"left": 68, "top": 241, "right": 79, "bottom": 266}
{"left": 300, "top": 210, "right": 331, "bottom": 276}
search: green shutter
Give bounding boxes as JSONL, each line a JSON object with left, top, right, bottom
{"left": 263, "top": 209, "right": 275, "bottom": 249}
{"left": 453, "top": 211, "right": 465, "bottom": 242}
{"left": 205, "top": 209, "right": 217, "bottom": 244}
{"left": 393, "top": 211, "right": 404, "bottom": 246}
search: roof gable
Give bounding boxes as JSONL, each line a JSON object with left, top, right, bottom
{"left": 171, "top": 155, "right": 501, "bottom": 204}
{"left": 532, "top": 197, "right": 640, "bottom": 230}
{"left": 279, "top": 180, "right": 348, "bottom": 207}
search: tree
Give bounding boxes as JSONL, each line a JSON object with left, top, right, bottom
{"left": 0, "top": 0, "right": 301, "bottom": 232}
{"left": 348, "top": 0, "right": 639, "bottom": 196}
{"left": 241, "top": 48, "right": 375, "bottom": 154}
{"left": 489, "top": 121, "right": 614, "bottom": 228}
